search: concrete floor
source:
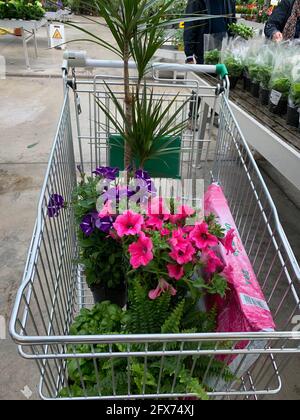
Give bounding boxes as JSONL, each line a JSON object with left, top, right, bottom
{"left": 0, "top": 18, "right": 299, "bottom": 400}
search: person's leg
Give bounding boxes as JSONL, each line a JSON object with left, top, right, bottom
{"left": 189, "top": 90, "right": 201, "bottom": 119}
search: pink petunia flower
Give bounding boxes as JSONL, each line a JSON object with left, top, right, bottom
{"left": 221, "top": 229, "right": 236, "bottom": 255}
{"left": 169, "top": 241, "right": 196, "bottom": 265}
{"left": 113, "top": 210, "right": 144, "bottom": 237}
{"left": 146, "top": 197, "right": 170, "bottom": 219}
{"left": 190, "top": 222, "right": 219, "bottom": 250}
{"left": 128, "top": 232, "right": 154, "bottom": 269}
{"left": 98, "top": 200, "right": 114, "bottom": 218}
{"left": 169, "top": 228, "right": 188, "bottom": 251}
{"left": 148, "top": 278, "right": 177, "bottom": 300}
{"left": 202, "top": 250, "right": 224, "bottom": 274}
{"left": 182, "top": 225, "right": 194, "bottom": 234}
{"left": 161, "top": 228, "right": 171, "bottom": 237}
{"left": 145, "top": 215, "right": 164, "bottom": 231}
{"left": 169, "top": 205, "right": 196, "bottom": 224}
{"left": 167, "top": 264, "right": 185, "bottom": 281}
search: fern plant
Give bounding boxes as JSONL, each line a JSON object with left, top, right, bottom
{"left": 60, "top": 283, "right": 234, "bottom": 400}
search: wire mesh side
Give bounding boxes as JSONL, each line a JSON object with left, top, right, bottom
{"left": 72, "top": 77, "right": 219, "bottom": 184}
{"left": 9, "top": 78, "right": 300, "bottom": 401}
{"left": 10, "top": 92, "right": 78, "bottom": 346}
{"left": 213, "top": 96, "right": 300, "bottom": 334}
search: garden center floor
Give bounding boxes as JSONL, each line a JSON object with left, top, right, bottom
{"left": 0, "top": 18, "right": 300, "bottom": 400}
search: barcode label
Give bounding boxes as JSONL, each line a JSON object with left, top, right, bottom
{"left": 240, "top": 293, "right": 270, "bottom": 312}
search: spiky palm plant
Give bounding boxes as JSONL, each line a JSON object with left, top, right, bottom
{"left": 67, "top": 0, "right": 212, "bottom": 167}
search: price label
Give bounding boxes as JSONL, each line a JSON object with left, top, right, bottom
{"left": 270, "top": 0, "right": 279, "bottom": 6}
{"left": 270, "top": 90, "right": 282, "bottom": 106}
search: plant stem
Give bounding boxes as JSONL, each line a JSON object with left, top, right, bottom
{"left": 124, "top": 41, "right": 133, "bottom": 168}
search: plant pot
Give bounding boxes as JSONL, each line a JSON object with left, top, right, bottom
{"left": 109, "top": 134, "right": 181, "bottom": 179}
{"left": 229, "top": 76, "right": 239, "bottom": 90}
{"left": 251, "top": 81, "right": 260, "bottom": 98}
{"left": 90, "top": 283, "right": 127, "bottom": 307}
{"left": 259, "top": 86, "right": 270, "bottom": 106}
{"left": 286, "top": 105, "right": 300, "bottom": 128}
{"left": 269, "top": 90, "right": 288, "bottom": 115}
{"left": 243, "top": 74, "right": 251, "bottom": 92}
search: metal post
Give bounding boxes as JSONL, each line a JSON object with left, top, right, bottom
{"left": 21, "top": 27, "right": 30, "bottom": 69}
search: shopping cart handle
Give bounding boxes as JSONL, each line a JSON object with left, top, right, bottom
{"left": 62, "top": 51, "right": 229, "bottom": 79}
{"left": 216, "top": 64, "right": 229, "bottom": 79}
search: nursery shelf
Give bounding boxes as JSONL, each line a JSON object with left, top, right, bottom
{"left": 198, "top": 74, "right": 300, "bottom": 192}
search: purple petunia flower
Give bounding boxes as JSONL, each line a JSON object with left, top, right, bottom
{"left": 80, "top": 212, "right": 97, "bottom": 237}
{"left": 97, "top": 216, "right": 115, "bottom": 234}
{"left": 135, "top": 169, "right": 156, "bottom": 194}
{"left": 102, "top": 186, "right": 136, "bottom": 204}
{"left": 93, "top": 166, "right": 119, "bottom": 181}
{"left": 80, "top": 212, "right": 115, "bottom": 236}
{"left": 47, "top": 194, "right": 64, "bottom": 218}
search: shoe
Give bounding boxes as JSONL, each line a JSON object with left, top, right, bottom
{"left": 187, "top": 118, "right": 199, "bottom": 132}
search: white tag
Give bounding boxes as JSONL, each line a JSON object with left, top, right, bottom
{"left": 270, "top": 90, "right": 282, "bottom": 106}
{"left": 270, "top": 0, "right": 279, "bottom": 6}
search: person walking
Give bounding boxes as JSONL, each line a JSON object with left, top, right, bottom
{"left": 184, "top": 0, "right": 236, "bottom": 65}
{"left": 184, "top": 1, "right": 236, "bottom": 129}
{"left": 265, "top": 0, "right": 300, "bottom": 41}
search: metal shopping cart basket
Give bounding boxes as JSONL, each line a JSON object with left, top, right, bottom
{"left": 9, "top": 52, "right": 300, "bottom": 400}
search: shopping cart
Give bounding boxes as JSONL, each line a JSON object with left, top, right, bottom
{"left": 9, "top": 52, "right": 300, "bottom": 400}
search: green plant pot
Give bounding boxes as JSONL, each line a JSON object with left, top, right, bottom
{"left": 109, "top": 134, "right": 181, "bottom": 179}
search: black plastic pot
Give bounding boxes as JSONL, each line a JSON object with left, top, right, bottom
{"left": 269, "top": 91, "right": 288, "bottom": 115}
{"left": 243, "top": 74, "right": 251, "bottom": 92}
{"left": 286, "top": 105, "right": 300, "bottom": 127}
{"left": 251, "top": 81, "right": 260, "bottom": 98}
{"left": 229, "top": 76, "right": 239, "bottom": 89}
{"left": 90, "top": 283, "right": 127, "bottom": 307}
{"left": 259, "top": 86, "right": 270, "bottom": 106}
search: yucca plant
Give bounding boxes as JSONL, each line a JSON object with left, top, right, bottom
{"left": 96, "top": 84, "right": 188, "bottom": 168}
{"left": 66, "top": 0, "right": 212, "bottom": 168}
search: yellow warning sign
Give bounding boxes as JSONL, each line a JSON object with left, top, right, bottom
{"left": 49, "top": 24, "right": 65, "bottom": 49}
{"left": 52, "top": 29, "right": 62, "bottom": 40}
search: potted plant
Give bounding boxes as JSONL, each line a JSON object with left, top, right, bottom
{"left": 228, "top": 22, "right": 255, "bottom": 40}
{"left": 248, "top": 64, "right": 261, "bottom": 98}
{"left": 68, "top": 0, "right": 209, "bottom": 172}
{"left": 269, "top": 76, "right": 291, "bottom": 115}
{"left": 71, "top": 168, "right": 128, "bottom": 306}
{"left": 0, "top": 0, "right": 45, "bottom": 20}
{"left": 258, "top": 65, "right": 272, "bottom": 105}
{"left": 224, "top": 55, "right": 244, "bottom": 89}
{"left": 204, "top": 49, "right": 220, "bottom": 65}
{"left": 287, "top": 82, "right": 300, "bottom": 128}
{"left": 58, "top": 200, "right": 236, "bottom": 399}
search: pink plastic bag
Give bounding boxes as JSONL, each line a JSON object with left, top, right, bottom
{"left": 204, "top": 183, "right": 275, "bottom": 336}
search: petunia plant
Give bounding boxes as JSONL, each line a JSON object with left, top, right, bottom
{"left": 105, "top": 199, "right": 235, "bottom": 303}
{"left": 50, "top": 166, "right": 236, "bottom": 308}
